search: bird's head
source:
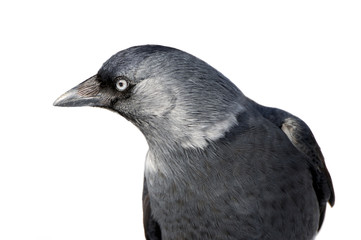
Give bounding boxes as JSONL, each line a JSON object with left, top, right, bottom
{"left": 54, "top": 45, "right": 246, "bottom": 150}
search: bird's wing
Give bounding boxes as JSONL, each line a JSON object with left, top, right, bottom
{"left": 143, "top": 177, "right": 162, "bottom": 240}
{"left": 250, "top": 99, "right": 335, "bottom": 230}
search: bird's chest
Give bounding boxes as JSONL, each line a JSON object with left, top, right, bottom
{"left": 144, "top": 151, "right": 258, "bottom": 240}
{"left": 144, "top": 147, "right": 319, "bottom": 240}
{"left": 146, "top": 176, "right": 243, "bottom": 240}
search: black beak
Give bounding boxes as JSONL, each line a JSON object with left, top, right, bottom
{"left": 53, "top": 75, "right": 102, "bottom": 107}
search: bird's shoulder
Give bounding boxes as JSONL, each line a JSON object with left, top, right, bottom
{"left": 248, "top": 98, "right": 335, "bottom": 230}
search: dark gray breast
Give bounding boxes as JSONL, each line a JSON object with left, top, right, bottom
{"left": 144, "top": 109, "right": 322, "bottom": 240}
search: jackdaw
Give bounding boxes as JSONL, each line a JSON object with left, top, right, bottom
{"left": 54, "top": 45, "right": 334, "bottom": 240}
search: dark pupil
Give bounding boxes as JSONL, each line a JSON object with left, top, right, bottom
{"left": 118, "top": 81, "right": 124, "bottom": 87}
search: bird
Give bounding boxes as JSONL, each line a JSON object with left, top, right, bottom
{"left": 54, "top": 45, "right": 334, "bottom": 240}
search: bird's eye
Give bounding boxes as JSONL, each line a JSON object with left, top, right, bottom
{"left": 115, "top": 78, "right": 129, "bottom": 91}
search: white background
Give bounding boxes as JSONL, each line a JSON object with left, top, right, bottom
{"left": 1, "top": 1, "right": 360, "bottom": 239}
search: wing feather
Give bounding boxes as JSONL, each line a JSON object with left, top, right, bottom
{"left": 143, "top": 177, "right": 162, "bottom": 240}
{"left": 250, "top": 99, "right": 335, "bottom": 230}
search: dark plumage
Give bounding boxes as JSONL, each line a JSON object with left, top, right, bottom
{"left": 54, "top": 45, "right": 334, "bottom": 240}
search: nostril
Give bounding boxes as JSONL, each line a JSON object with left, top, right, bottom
{"left": 78, "top": 79, "right": 100, "bottom": 97}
